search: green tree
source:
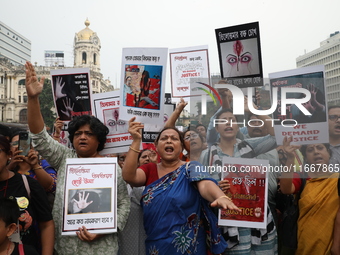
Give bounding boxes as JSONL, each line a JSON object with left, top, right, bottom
{"left": 39, "top": 78, "right": 56, "bottom": 132}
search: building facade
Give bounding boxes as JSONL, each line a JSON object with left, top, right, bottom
{"left": 0, "top": 21, "right": 31, "bottom": 66}
{"left": 0, "top": 19, "right": 113, "bottom": 124}
{"left": 73, "top": 19, "right": 112, "bottom": 94}
{"left": 296, "top": 31, "right": 340, "bottom": 106}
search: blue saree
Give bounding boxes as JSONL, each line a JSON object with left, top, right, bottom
{"left": 141, "top": 161, "right": 227, "bottom": 255}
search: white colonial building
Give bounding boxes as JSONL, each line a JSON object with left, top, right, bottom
{"left": 0, "top": 19, "right": 113, "bottom": 124}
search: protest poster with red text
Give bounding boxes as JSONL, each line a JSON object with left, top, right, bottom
{"left": 169, "top": 45, "right": 211, "bottom": 98}
{"left": 62, "top": 158, "right": 117, "bottom": 235}
{"left": 219, "top": 157, "right": 268, "bottom": 229}
{"left": 92, "top": 91, "right": 132, "bottom": 155}
{"left": 269, "top": 65, "right": 328, "bottom": 145}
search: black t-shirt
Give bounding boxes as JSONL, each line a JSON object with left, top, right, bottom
{"left": 0, "top": 173, "right": 53, "bottom": 250}
{"left": 11, "top": 243, "right": 39, "bottom": 255}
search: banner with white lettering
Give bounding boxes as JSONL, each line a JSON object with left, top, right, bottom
{"left": 120, "top": 48, "right": 167, "bottom": 124}
{"left": 269, "top": 65, "right": 328, "bottom": 145}
{"left": 215, "top": 22, "right": 263, "bottom": 87}
{"left": 219, "top": 157, "right": 268, "bottom": 229}
{"left": 169, "top": 45, "right": 211, "bottom": 97}
{"left": 92, "top": 91, "right": 131, "bottom": 154}
{"left": 50, "top": 68, "right": 92, "bottom": 121}
{"left": 62, "top": 158, "right": 117, "bottom": 235}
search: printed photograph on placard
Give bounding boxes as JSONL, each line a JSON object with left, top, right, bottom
{"left": 123, "top": 64, "right": 162, "bottom": 110}
{"left": 270, "top": 70, "right": 326, "bottom": 124}
{"left": 67, "top": 188, "right": 112, "bottom": 214}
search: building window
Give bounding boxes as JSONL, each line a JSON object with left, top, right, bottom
{"left": 93, "top": 53, "right": 97, "bottom": 65}
{"left": 18, "top": 79, "right": 25, "bottom": 85}
{"left": 19, "top": 109, "right": 27, "bottom": 123}
{"left": 82, "top": 52, "right": 87, "bottom": 64}
{"left": 19, "top": 96, "right": 21, "bottom": 103}
{"left": 23, "top": 96, "right": 27, "bottom": 103}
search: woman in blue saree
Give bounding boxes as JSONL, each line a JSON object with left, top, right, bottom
{"left": 123, "top": 117, "right": 240, "bottom": 255}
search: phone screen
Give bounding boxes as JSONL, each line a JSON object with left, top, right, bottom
{"left": 18, "top": 132, "right": 31, "bottom": 156}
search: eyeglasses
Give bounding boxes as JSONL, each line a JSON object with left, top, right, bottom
{"left": 184, "top": 133, "right": 199, "bottom": 141}
{"left": 10, "top": 141, "right": 18, "bottom": 147}
{"left": 329, "top": 115, "right": 340, "bottom": 121}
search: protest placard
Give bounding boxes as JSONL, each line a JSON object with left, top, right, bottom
{"left": 215, "top": 22, "right": 263, "bottom": 88}
{"left": 169, "top": 45, "right": 211, "bottom": 98}
{"left": 269, "top": 65, "right": 328, "bottom": 145}
{"left": 92, "top": 91, "right": 131, "bottom": 154}
{"left": 62, "top": 158, "right": 117, "bottom": 235}
{"left": 120, "top": 48, "right": 167, "bottom": 124}
{"left": 50, "top": 68, "right": 92, "bottom": 121}
{"left": 219, "top": 157, "right": 268, "bottom": 229}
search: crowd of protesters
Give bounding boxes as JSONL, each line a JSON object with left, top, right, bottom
{"left": 0, "top": 61, "right": 339, "bottom": 255}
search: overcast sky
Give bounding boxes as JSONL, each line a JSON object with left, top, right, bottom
{"left": 2, "top": 0, "right": 340, "bottom": 92}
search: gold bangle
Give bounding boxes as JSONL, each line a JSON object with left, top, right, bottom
{"left": 33, "top": 166, "right": 43, "bottom": 171}
{"left": 129, "top": 146, "right": 140, "bottom": 153}
{"left": 218, "top": 195, "right": 232, "bottom": 201}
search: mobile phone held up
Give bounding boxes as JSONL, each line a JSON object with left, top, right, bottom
{"left": 18, "top": 131, "right": 31, "bottom": 156}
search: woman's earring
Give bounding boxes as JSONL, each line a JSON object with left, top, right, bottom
{"left": 7, "top": 158, "right": 12, "bottom": 165}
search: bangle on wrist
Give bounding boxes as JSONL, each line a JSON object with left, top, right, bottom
{"left": 218, "top": 195, "right": 232, "bottom": 201}
{"left": 129, "top": 146, "right": 140, "bottom": 153}
{"left": 33, "top": 166, "right": 43, "bottom": 171}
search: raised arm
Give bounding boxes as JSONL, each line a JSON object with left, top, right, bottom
{"left": 164, "top": 98, "right": 187, "bottom": 128}
{"left": 25, "top": 61, "right": 45, "bottom": 134}
{"left": 122, "top": 117, "right": 147, "bottom": 186}
{"left": 26, "top": 149, "right": 56, "bottom": 191}
{"left": 279, "top": 136, "right": 300, "bottom": 194}
{"left": 53, "top": 117, "right": 65, "bottom": 141}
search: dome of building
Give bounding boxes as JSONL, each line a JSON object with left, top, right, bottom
{"left": 77, "top": 18, "right": 94, "bottom": 40}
